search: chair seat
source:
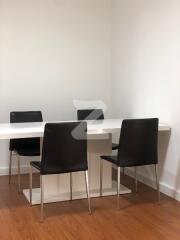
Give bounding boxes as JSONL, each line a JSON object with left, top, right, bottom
{"left": 101, "top": 155, "right": 156, "bottom": 167}
{"left": 101, "top": 155, "right": 118, "bottom": 165}
{"left": 112, "top": 143, "right": 119, "bottom": 150}
{"left": 30, "top": 161, "right": 87, "bottom": 175}
{"left": 16, "top": 147, "right": 40, "bottom": 156}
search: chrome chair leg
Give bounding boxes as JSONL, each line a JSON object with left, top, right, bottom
{"left": 85, "top": 170, "right": 91, "bottom": 214}
{"left": 70, "top": 172, "right": 73, "bottom": 201}
{"left": 29, "top": 165, "right": 33, "bottom": 206}
{"left": 135, "top": 166, "right": 138, "bottom": 193}
{"left": 84, "top": 171, "right": 88, "bottom": 198}
{"left": 100, "top": 158, "right": 103, "bottom": 197}
{"left": 117, "top": 167, "right": 121, "bottom": 210}
{"left": 17, "top": 155, "right": 21, "bottom": 193}
{"left": 40, "top": 175, "right": 44, "bottom": 222}
{"left": 155, "top": 164, "right": 160, "bottom": 201}
{"left": 87, "top": 153, "right": 90, "bottom": 170}
{"left": 9, "top": 151, "right": 12, "bottom": 184}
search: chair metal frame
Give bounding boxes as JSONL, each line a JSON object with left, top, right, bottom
{"left": 9, "top": 152, "right": 22, "bottom": 193}
{"left": 29, "top": 166, "right": 91, "bottom": 222}
{"left": 100, "top": 159, "right": 160, "bottom": 209}
{"left": 9, "top": 111, "right": 42, "bottom": 193}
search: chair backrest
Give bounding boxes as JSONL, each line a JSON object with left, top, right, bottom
{"left": 40, "top": 122, "right": 88, "bottom": 175}
{"left": 118, "top": 118, "right": 159, "bottom": 167}
{"left": 77, "top": 109, "right": 104, "bottom": 120}
{"left": 10, "top": 111, "right": 43, "bottom": 151}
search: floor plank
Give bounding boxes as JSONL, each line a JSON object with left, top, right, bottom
{"left": 0, "top": 174, "right": 180, "bottom": 240}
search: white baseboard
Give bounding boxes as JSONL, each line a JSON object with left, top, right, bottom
{"left": 123, "top": 167, "right": 180, "bottom": 201}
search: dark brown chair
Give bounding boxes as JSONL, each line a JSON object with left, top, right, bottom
{"left": 29, "top": 122, "right": 91, "bottom": 221}
{"left": 9, "top": 111, "right": 43, "bottom": 192}
{"left": 100, "top": 118, "right": 159, "bottom": 209}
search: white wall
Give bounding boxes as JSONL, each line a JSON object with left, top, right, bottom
{"left": 1, "top": 0, "right": 180, "bottom": 201}
{"left": 112, "top": 0, "right": 180, "bottom": 200}
{"left": 0, "top": 0, "right": 113, "bottom": 173}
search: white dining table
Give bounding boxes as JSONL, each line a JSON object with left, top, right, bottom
{"left": 0, "top": 119, "right": 170, "bottom": 205}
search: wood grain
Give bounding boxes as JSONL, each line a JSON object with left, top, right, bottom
{"left": 0, "top": 173, "right": 180, "bottom": 240}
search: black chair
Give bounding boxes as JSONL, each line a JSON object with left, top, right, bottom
{"left": 77, "top": 109, "right": 119, "bottom": 150}
{"left": 100, "top": 118, "right": 159, "bottom": 209}
{"left": 29, "top": 122, "right": 91, "bottom": 221}
{"left": 9, "top": 111, "right": 43, "bottom": 192}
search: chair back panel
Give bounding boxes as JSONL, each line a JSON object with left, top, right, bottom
{"left": 118, "top": 118, "right": 159, "bottom": 167}
{"left": 10, "top": 111, "right": 43, "bottom": 151}
{"left": 77, "top": 109, "right": 104, "bottom": 120}
{"left": 41, "top": 122, "right": 88, "bottom": 174}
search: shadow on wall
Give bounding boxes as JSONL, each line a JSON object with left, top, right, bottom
{"left": 158, "top": 130, "right": 171, "bottom": 182}
{"left": 174, "top": 150, "right": 180, "bottom": 200}
{"left": 159, "top": 130, "right": 180, "bottom": 201}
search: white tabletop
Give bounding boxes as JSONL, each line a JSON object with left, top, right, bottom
{"left": 0, "top": 119, "right": 170, "bottom": 140}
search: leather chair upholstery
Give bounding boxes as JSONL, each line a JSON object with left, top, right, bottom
{"left": 31, "top": 122, "right": 88, "bottom": 175}
{"left": 100, "top": 118, "right": 159, "bottom": 208}
{"left": 101, "top": 118, "right": 159, "bottom": 167}
{"left": 9, "top": 111, "right": 43, "bottom": 192}
{"left": 77, "top": 109, "right": 104, "bottom": 120}
{"left": 30, "top": 122, "right": 91, "bottom": 220}
{"left": 10, "top": 111, "right": 43, "bottom": 156}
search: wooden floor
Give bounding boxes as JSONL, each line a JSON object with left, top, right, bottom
{"left": 0, "top": 174, "right": 180, "bottom": 240}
